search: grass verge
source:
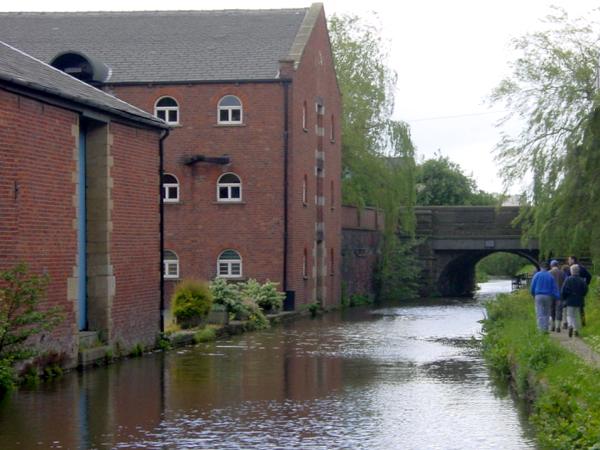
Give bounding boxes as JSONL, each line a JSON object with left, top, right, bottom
{"left": 481, "top": 289, "right": 600, "bottom": 448}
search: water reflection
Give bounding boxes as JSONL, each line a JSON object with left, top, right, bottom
{"left": 0, "top": 280, "right": 535, "bottom": 449}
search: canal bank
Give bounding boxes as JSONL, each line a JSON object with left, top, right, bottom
{"left": 0, "top": 280, "right": 535, "bottom": 449}
{"left": 481, "top": 287, "right": 600, "bottom": 448}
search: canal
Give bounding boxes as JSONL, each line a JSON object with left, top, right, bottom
{"left": 0, "top": 280, "right": 536, "bottom": 449}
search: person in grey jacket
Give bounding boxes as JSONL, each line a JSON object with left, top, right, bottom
{"left": 561, "top": 264, "right": 588, "bottom": 337}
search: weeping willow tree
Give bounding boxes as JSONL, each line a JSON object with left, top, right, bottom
{"left": 490, "top": 6, "right": 600, "bottom": 262}
{"left": 329, "top": 14, "right": 419, "bottom": 299}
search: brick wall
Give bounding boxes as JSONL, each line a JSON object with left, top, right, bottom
{"left": 109, "top": 8, "right": 344, "bottom": 310}
{"left": 0, "top": 87, "right": 163, "bottom": 363}
{"left": 0, "top": 88, "right": 79, "bottom": 363}
{"left": 112, "top": 83, "right": 287, "bottom": 310}
{"left": 341, "top": 206, "right": 384, "bottom": 300}
{"left": 110, "top": 122, "right": 162, "bottom": 349}
{"left": 287, "top": 7, "right": 343, "bottom": 308}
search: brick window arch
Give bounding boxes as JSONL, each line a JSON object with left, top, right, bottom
{"left": 217, "top": 172, "right": 242, "bottom": 202}
{"left": 218, "top": 95, "right": 243, "bottom": 124}
{"left": 154, "top": 96, "right": 179, "bottom": 124}
{"left": 217, "top": 249, "right": 242, "bottom": 278}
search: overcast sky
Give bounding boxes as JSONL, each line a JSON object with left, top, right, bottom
{"left": 4, "top": 0, "right": 599, "bottom": 193}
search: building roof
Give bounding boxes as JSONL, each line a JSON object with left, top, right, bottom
{"left": 0, "top": 41, "right": 167, "bottom": 128}
{"left": 0, "top": 7, "right": 318, "bottom": 84}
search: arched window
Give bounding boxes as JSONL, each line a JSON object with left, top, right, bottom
{"left": 217, "top": 173, "right": 242, "bottom": 202}
{"left": 218, "top": 95, "right": 242, "bottom": 124}
{"left": 162, "top": 173, "right": 179, "bottom": 202}
{"left": 163, "top": 250, "right": 179, "bottom": 279}
{"left": 217, "top": 249, "right": 242, "bottom": 278}
{"left": 154, "top": 97, "right": 179, "bottom": 124}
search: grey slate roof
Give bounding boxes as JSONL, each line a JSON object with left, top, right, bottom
{"left": 0, "top": 8, "right": 310, "bottom": 84}
{"left": 0, "top": 41, "right": 167, "bottom": 128}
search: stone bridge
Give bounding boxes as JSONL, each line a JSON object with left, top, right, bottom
{"left": 414, "top": 206, "right": 539, "bottom": 297}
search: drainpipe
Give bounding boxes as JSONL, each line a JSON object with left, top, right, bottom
{"left": 282, "top": 80, "right": 290, "bottom": 293}
{"left": 159, "top": 128, "right": 170, "bottom": 333}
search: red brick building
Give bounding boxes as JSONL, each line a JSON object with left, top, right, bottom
{"left": 0, "top": 42, "right": 168, "bottom": 365}
{"left": 1, "top": 3, "right": 342, "bottom": 311}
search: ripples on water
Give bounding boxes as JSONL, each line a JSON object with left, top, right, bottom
{"left": 0, "top": 280, "right": 536, "bottom": 449}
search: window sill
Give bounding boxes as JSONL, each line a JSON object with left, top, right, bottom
{"left": 214, "top": 123, "right": 246, "bottom": 128}
{"left": 164, "top": 277, "right": 180, "bottom": 281}
{"left": 330, "top": 139, "right": 335, "bottom": 144}
{"left": 303, "top": 127, "right": 308, "bottom": 133}
{"left": 164, "top": 200, "right": 181, "bottom": 205}
{"left": 218, "top": 276, "right": 246, "bottom": 281}
{"left": 303, "top": 201, "right": 308, "bottom": 208}
{"left": 213, "top": 201, "right": 246, "bottom": 205}
{"left": 303, "top": 275, "right": 309, "bottom": 281}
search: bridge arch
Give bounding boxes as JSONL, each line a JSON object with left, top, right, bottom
{"left": 436, "top": 249, "right": 539, "bottom": 297}
{"left": 413, "top": 206, "right": 540, "bottom": 298}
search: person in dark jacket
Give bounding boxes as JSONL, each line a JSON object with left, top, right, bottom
{"left": 561, "top": 264, "right": 588, "bottom": 337}
{"left": 568, "top": 256, "right": 592, "bottom": 326}
{"left": 530, "top": 262, "right": 560, "bottom": 332}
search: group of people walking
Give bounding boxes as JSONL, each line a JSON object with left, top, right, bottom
{"left": 530, "top": 256, "right": 592, "bottom": 337}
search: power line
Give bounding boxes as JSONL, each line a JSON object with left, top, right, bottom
{"left": 404, "top": 110, "right": 508, "bottom": 123}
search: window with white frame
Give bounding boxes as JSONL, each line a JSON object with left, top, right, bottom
{"left": 154, "top": 97, "right": 179, "bottom": 124}
{"left": 217, "top": 173, "right": 242, "bottom": 202}
{"left": 162, "top": 173, "right": 179, "bottom": 202}
{"left": 218, "top": 95, "right": 243, "bottom": 124}
{"left": 217, "top": 249, "right": 242, "bottom": 278}
{"left": 163, "top": 250, "right": 179, "bottom": 279}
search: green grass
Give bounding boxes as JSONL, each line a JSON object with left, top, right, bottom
{"left": 580, "top": 278, "right": 600, "bottom": 354}
{"left": 482, "top": 289, "right": 600, "bottom": 448}
{"left": 193, "top": 326, "right": 217, "bottom": 343}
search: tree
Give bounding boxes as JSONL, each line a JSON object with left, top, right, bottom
{"left": 330, "top": 14, "right": 419, "bottom": 300}
{"left": 490, "top": 7, "right": 600, "bottom": 259}
{"left": 329, "top": 14, "right": 415, "bottom": 232}
{"left": 491, "top": 7, "right": 600, "bottom": 196}
{"left": 415, "top": 154, "right": 498, "bottom": 206}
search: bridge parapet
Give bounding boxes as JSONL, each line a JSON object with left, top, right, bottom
{"left": 415, "top": 206, "right": 523, "bottom": 239}
{"left": 414, "top": 206, "right": 539, "bottom": 296}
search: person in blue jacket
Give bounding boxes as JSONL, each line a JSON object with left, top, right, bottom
{"left": 530, "top": 261, "right": 560, "bottom": 332}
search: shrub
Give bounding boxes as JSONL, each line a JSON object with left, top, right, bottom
{"left": 241, "top": 279, "right": 284, "bottom": 313}
{"left": 0, "top": 359, "right": 16, "bottom": 394}
{"left": 0, "top": 263, "right": 62, "bottom": 361}
{"left": 0, "top": 263, "right": 63, "bottom": 394}
{"left": 210, "top": 278, "right": 245, "bottom": 319}
{"left": 193, "top": 326, "right": 217, "bottom": 343}
{"left": 171, "top": 279, "right": 213, "bottom": 329}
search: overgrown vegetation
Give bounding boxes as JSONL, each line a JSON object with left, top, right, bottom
{"left": 490, "top": 6, "right": 600, "bottom": 262}
{"left": 482, "top": 288, "right": 600, "bottom": 447}
{"left": 0, "top": 264, "right": 63, "bottom": 394}
{"left": 330, "top": 14, "right": 419, "bottom": 300}
{"left": 171, "top": 279, "right": 213, "bottom": 329}
{"left": 209, "top": 278, "right": 284, "bottom": 330}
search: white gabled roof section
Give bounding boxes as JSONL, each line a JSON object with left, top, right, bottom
{"left": 286, "top": 3, "right": 323, "bottom": 69}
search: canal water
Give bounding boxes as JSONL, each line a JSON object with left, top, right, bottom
{"left": 0, "top": 280, "right": 536, "bottom": 449}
